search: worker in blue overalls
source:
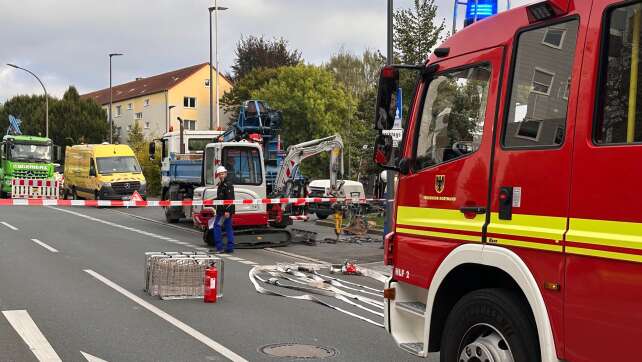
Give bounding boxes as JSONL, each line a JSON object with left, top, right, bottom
{"left": 212, "top": 166, "right": 235, "bottom": 253}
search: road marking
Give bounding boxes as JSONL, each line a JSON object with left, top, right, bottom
{"left": 1, "top": 221, "right": 18, "bottom": 230}
{"left": 238, "top": 260, "right": 258, "bottom": 265}
{"left": 2, "top": 310, "right": 62, "bottom": 362}
{"left": 30, "top": 239, "right": 59, "bottom": 253}
{"left": 80, "top": 351, "right": 108, "bottom": 362}
{"left": 83, "top": 269, "right": 247, "bottom": 362}
{"left": 225, "top": 256, "right": 243, "bottom": 261}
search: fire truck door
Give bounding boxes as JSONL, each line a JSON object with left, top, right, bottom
{"left": 394, "top": 47, "right": 503, "bottom": 288}
{"left": 487, "top": 18, "right": 582, "bottom": 354}
{"left": 564, "top": 1, "right": 642, "bottom": 360}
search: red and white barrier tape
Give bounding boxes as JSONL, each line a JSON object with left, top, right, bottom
{"left": 0, "top": 197, "right": 391, "bottom": 207}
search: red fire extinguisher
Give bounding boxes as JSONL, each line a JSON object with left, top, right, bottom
{"left": 204, "top": 264, "right": 218, "bottom": 303}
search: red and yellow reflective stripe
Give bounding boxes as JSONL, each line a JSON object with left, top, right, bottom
{"left": 395, "top": 206, "right": 642, "bottom": 262}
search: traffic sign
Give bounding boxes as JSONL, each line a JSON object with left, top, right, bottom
{"left": 131, "top": 190, "right": 144, "bottom": 202}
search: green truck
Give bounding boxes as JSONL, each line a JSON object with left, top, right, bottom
{"left": 0, "top": 134, "right": 58, "bottom": 198}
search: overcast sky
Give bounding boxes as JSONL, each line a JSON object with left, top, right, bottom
{"left": 0, "top": 0, "right": 536, "bottom": 103}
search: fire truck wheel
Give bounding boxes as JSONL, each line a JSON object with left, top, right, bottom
{"left": 440, "top": 288, "right": 539, "bottom": 362}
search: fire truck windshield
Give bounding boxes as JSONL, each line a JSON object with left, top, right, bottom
{"left": 414, "top": 65, "right": 491, "bottom": 169}
{"left": 9, "top": 143, "right": 52, "bottom": 163}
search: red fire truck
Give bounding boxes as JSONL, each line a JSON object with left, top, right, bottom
{"left": 373, "top": 0, "right": 642, "bottom": 361}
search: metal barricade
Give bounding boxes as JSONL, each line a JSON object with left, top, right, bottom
{"left": 144, "top": 251, "right": 224, "bottom": 300}
{"left": 11, "top": 179, "right": 60, "bottom": 199}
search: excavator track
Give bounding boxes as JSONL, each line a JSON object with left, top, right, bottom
{"left": 203, "top": 227, "right": 292, "bottom": 249}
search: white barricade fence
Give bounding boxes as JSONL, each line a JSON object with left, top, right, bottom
{"left": 11, "top": 179, "right": 60, "bottom": 199}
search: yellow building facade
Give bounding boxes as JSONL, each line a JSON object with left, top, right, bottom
{"left": 81, "top": 63, "right": 233, "bottom": 142}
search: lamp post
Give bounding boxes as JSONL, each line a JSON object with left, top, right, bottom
{"left": 7, "top": 64, "right": 48, "bottom": 138}
{"left": 209, "top": 3, "right": 228, "bottom": 130}
{"left": 168, "top": 105, "right": 176, "bottom": 133}
{"left": 109, "top": 53, "right": 124, "bottom": 144}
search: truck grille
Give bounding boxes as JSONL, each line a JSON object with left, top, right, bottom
{"left": 13, "top": 170, "right": 49, "bottom": 179}
{"left": 112, "top": 181, "right": 140, "bottom": 195}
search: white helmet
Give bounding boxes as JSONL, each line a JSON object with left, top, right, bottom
{"left": 216, "top": 166, "right": 228, "bottom": 175}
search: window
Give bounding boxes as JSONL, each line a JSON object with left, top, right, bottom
{"left": 503, "top": 19, "right": 579, "bottom": 148}
{"left": 144, "top": 99, "right": 150, "bottom": 107}
{"left": 222, "top": 147, "right": 262, "bottom": 185}
{"left": 96, "top": 156, "right": 142, "bottom": 174}
{"left": 144, "top": 122, "right": 150, "bottom": 129}
{"left": 182, "top": 120, "right": 196, "bottom": 130}
{"left": 204, "top": 79, "right": 210, "bottom": 87}
{"left": 115, "top": 105, "right": 122, "bottom": 117}
{"left": 542, "top": 28, "right": 567, "bottom": 48}
{"left": 183, "top": 97, "right": 196, "bottom": 108}
{"left": 595, "top": 3, "right": 642, "bottom": 144}
{"left": 135, "top": 112, "right": 143, "bottom": 119}
{"left": 188, "top": 138, "right": 216, "bottom": 152}
{"left": 531, "top": 68, "right": 555, "bottom": 95}
{"left": 414, "top": 64, "right": 491, "bottom": 170}
{"left": 127, "top": 103, "right": 132, "bottom": 110}
{"left": 205, "top": 147, "right": 216, "bottom": 185}
{"left": 562, "top": 77, "right": 571, "bottom": 100}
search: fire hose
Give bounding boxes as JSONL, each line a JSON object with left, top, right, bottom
{"left": 249, "top": 264, "right": 386, "bottom": 328}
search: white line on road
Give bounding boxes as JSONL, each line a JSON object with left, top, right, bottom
{"left": 83, "top": 269, "right": 247, "bottom": 362}
{"left": 224, "top": 256, "right": 244, "bottom": 261}
{"left": 1, "top": 221, "right": 18, "bottom": 230}
{"left": 238, "top": 260, "right": 258, "bottom": 265}
{"left": 30, "top": 239, "right": 59, "bottom": 253}
{"left": 2, "top": 310, "right": 62, "bottom": 362}
{"left": 80, "top": 351, "right": 108, "bottom": 362}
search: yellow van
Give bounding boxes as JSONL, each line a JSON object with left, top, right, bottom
{"left": 63, "top": 143, "right": 146, "bottom": 200}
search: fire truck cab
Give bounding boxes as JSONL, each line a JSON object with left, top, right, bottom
{"left": 374, "top": 1, "right": 642, "bottom": 361}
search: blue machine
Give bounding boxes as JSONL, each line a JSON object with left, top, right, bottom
{"left": 7, "top": 115, "right": 23, "bottom": 135}
{"left": 223, "top": 100, "right": 285, "bottom": 193}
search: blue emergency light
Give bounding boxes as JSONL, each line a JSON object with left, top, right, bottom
{"left": 464, "top": 0, "right": 498, "bottom": 26}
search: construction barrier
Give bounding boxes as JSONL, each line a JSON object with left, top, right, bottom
{"left": 0, "top": 197, "right": 389, "bottom": 207}
{"left": 145, "top": 251, "right": 224, "bottom": 300}
{"left": 11, "top": 179, "right": 60, "bottom": 199}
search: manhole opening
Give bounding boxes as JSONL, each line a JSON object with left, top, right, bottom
{"left": 259, "top": 343, "right": 338, "bottom": 359}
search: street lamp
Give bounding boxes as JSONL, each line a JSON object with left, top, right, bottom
{"left": 209, "top": 3, "right": 228, "bottom": 130}
{"left": 6, "top": 64, "right": 48, "bottom": 138}
{"left": 109, "top": 53, "right": 124, "bottom": 144}
{"left": 167, "top": 105, "right": 176, "bottom": 133}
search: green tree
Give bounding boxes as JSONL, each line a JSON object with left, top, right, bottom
{"left": 394, "top": 0, "right": 445, "bottom": 65}
{"left": 0, "top": 86, "right": 109, "bottom": 154}
{"left": 127, "top": 120, "right": 161, "bottom": 196}
{"left": 220, "top": 67, "right": 279, "bottom": 114}
{"left": 231, "top": 35, "right": 302, "bottom": 81}
{"left": 252, "top": 65, "right": 357, "bottom": 179}
{"left": 326, "top": 49, "right": 386, "bottom": 179}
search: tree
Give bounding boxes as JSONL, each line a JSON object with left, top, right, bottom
{"left": 325, "top": 49, "right": 386, "bottom": 179}
{"left": 220, "top": 67, "right": 279, "bottom": 114}
{"left": 394, "top": 0, "right": 446, "bottom": 65}
{"left": 128, "top": 120, "right": 161, "bottom": 196}
{"left": 0, "top": 86, "right": 109, "bottom": 152}
{"left": 252, "top": 65, "right": 357, "bottom": 179}
{"left": 231, "top": 35, "right": 302, "bottom": 81}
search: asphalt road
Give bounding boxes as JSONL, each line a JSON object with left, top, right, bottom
{"left": 0, "top": 206, "right": 424, "bottom": 362}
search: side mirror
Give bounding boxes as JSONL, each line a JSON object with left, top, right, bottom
{"left": 374, "top": 66, "right": 399, "bottom": 130}
{"left": 373, "top": 134, "right": 394, "bottom": 166}
{"left": 54, "top": 146, "right": 62, "bottom": 163}
{"left": 148, "top": 142, "right": 156, "bottom": 160}
{"left": 398, "top": 158, "right": 412, "bottom": 175}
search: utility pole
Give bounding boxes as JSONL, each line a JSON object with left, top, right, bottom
{"left": 109, "top": 53, "right": 123, "bottom": 144}
{"left": 209, "top": 3, "right": 228, "bottom": 130}
{"left": 384, "top": 0, "right": 394, "bottom": 238}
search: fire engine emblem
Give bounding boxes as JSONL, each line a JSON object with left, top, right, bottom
{"left": 435, "top": 175, "right": 445, "bottom": 194}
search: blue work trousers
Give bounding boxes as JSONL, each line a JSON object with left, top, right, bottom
{"left": 212, "top": 214, "right": 234, "bottom": 252}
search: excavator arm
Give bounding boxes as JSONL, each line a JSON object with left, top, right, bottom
{"left": 272, "top": 134, "right": 344, "bottom": 197}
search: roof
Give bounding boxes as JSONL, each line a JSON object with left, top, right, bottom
{"left": 69, "top": 144, "right": 136, "bottom": 156}
{"left": 80, "top": 63, "right": 211, "bottom": 105}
